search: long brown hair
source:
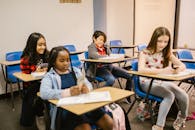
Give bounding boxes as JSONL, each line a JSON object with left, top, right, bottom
{"left": 147, "top": 27, "right": 171, "bottom": 67}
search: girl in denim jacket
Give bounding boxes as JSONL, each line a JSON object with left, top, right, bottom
{"left": 40, "top": 46, "right": 113, "bottom": 130}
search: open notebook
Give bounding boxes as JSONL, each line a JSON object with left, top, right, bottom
{"left": 57, "top": 91, "right": 112, "bottom": 106}
{"left": 158, "top": 69, "right": 195, "bottom": 77}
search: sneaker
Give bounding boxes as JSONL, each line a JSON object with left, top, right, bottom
{"left": 36, "top": 116, "right": 46, "bottom": 130}
{"left": 173, "top": 111, "right": 186, "bottom": 130}
{"left": 152, "top": 125, "right": 163, "bottom": 130}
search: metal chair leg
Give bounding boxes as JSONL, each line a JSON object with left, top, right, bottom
{"left": 148, "top": 100, "right": 155, "bottom": 125}
{"left": 187, "top": 84, "right": 194, "bottom": 93}
{"left": 126, "top": 95, "right": 137, "bottom": 114}
{"left": 16, "top": 79, "right": 22, "bottom": 98}
{"left": 178, "top": 81, "right": 183, "bottom": 86}
{"left": 5, "top": 82, "right": 8, "bottom": 96}
{"left": 117, "top": 78, "right": 123, "bottom": 89}
{"left": 9, "top": 82, "right": 15, "bottom": 111}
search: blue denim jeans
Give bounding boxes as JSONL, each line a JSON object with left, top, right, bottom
{"left": 96, "top": 65, "right": 132, "bottom": 90}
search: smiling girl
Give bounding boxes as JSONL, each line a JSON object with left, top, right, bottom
{"left": 20, "top": 32, "right": 49, "bottom": 130}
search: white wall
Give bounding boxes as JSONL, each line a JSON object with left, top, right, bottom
{"left": 0, "top": 0, "right": 188, "bottom": 94}
{"left": 106, "top": 0, "right": 134, "bottom": 45}
{"left": 0, "top": 0, "right": 93, "bottom": 94}
{"left": 177, "top": 0, "right": 195, "bottom": 49}
{"left": 93, "top": 0, "right": 107, "bottom": 33}
{"left": 135, "top": 0, "right": 176, "bottom": 45}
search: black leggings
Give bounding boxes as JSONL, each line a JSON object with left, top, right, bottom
{"left": 20, "top": 81, "right": 44, "bottom": 126}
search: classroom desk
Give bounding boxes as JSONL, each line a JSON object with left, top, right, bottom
{"left": 0, "top": 60, "right": 20, "bottom": 66}
{"left": 82, "top": 56, "right": 136, "bottom": 88}
{"left": 81, "top": 56, "right": 137, "bottom": 64}
{"left": 179, "top": 59, "right": 195, "bottom": 92}
{"left": 13, "top": 72, "right": 43, "bottom": 82}
{"left": 69, "top": 50, "right": 86, "bottom": 55}
{"left": 134, "top": 48, "right": 178, "bottom": 55}
{"left": 10, "top": 50, "right": 85, "bottom": 82}
{"left": 82, "top": 56, "right": 137, "bottom": 74}
{"left": 0, "top": 60, "right": 21, "bottom": 111}
{"left": 110, "top": 45, "right": 137, "bottom": 55}
{"left": 0, "top": 60, "right": 20, "bottom": 82}
{"left": 172, "top": 49, "right": 180, "bottom": 53}
{"left": 15, "top": 71, "right": 134, "bottom": 115}
{"left": 38, "top": 87, "right": 134, "bottom": 115}
{"left": 128, "top": 70, "right": 195, "bottom": 95}
{"left": 127, "top": 70, "right": 195, "bottom": 114}
{"left": 110, "top": 45, "right": 137, "bottom": 49}
{"left": 179, "top": 59, "right": 195, "bottom": 63}
{"left": 128, "top": 70, "right": 195, "bottom": 81}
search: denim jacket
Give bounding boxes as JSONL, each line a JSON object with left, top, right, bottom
{"left": 40, "top": 67, "right": 92, "bottom": 130}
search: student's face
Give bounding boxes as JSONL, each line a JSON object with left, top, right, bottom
{"left": 156, "top": 35, "right": 169, "bottom": 52}
{"left": 54, "top": 51, "right": 70, "bottom": 73}
{"left": 36, "top": 37, "right": 46, "bottom": 54}
{"left": 93, "top": 35, "right": 105, "bottom": 48}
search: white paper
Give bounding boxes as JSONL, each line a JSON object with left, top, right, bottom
{"left": 186, "top": 69, "right": 195, "bottom": 74}
{"left": 31, "top": 72, "right": 46, "bottom": 78}
{"left": 57, "top": 91, "right": 112, "bottom": 106}
{"left": 99, "top": 54, "right": 124, "bottom": 60}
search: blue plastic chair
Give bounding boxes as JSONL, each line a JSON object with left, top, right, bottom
{"left": 127, "top": 59, "right": 162, "bottom": 124}
{"left": 6, "top": 51, "right": 22, "bottom": 82}
{"left": 110, "top": 40, "right": 133, "bottom": 69}
{"left": 84, "top": 51, "right": 105, "bottom": 87}
{"left": 110, "top": 40, "right": 125, "bottom": 54}
{"left": 5, "top": 51, "right": 23, "bottom": 110}
{"left": 176, "top": 49, "right": 195, "bottom": 92}
{"left": 177, "top": 49, "right": 195, "bottom": 69}
{"left": 137, "top": 44, "right": 147, "bottom": 52}
{"left": 64, "top": 45, "right": 82, "bottom": 69}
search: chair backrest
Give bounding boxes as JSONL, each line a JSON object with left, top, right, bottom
{"left": 6, "top": 51, "right": 23, "bottom": 83}
{"left": 110, "top": 40, "right": 125, "bottom": 54}
{"left": 137, "top": 44, "right": 147, "bottom": 52}
{"left": 64, "top": 44, "right": 82, "bottom": 69}
{"left": 131, "top": 59, "right": 162, "bottom": 102}
{"left": 6, "top": 51, "right": 23, "bottom": 61}
{"left": 84, "top": 51, "right": 104, "bottom": 82}
{"left": 177, "top": 49, "right": 195, "bottom": 69}
{"left": 84, "top": 51, "right": 88, "bottom": 59}
{"left": 84, "top": 51, "right": 89, "bottom": 71}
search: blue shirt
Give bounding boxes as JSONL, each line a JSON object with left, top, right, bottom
{"left": 60, "top": 72, "right": 76, "bottom": 89}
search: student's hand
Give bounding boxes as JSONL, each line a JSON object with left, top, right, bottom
{"left": 81, "top": 85, "right": 89, "bottom": 94}
{"left": 172, "top": 67, "right": 180, "bottom": 74}
{"left": 162, "top": 67, "right": 175, "bottom": 74}
{"left": 173, "top": 66, "right": 186, "bottom": 74}
{"left": 70, "top": 86, "right": 81, "bottom": 96}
